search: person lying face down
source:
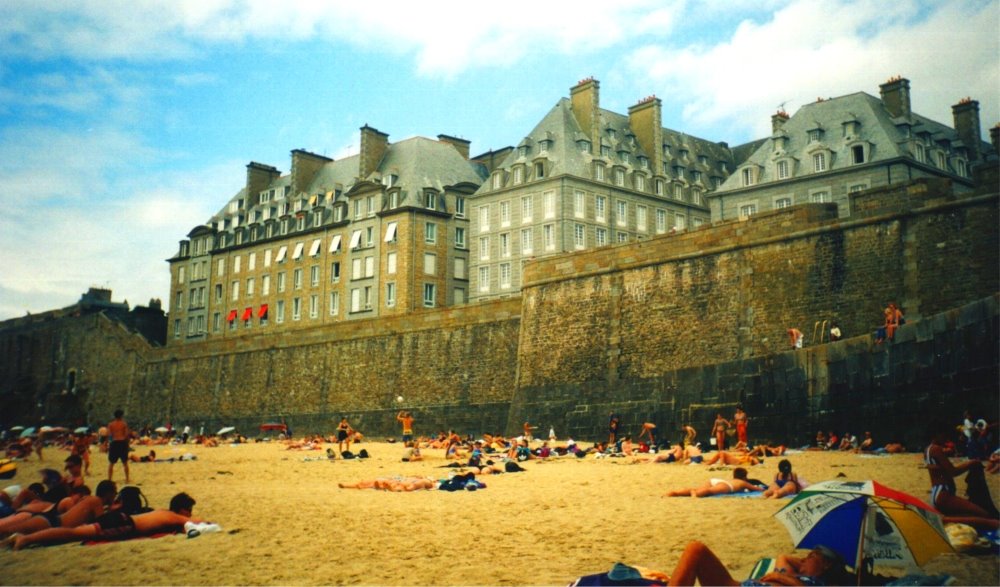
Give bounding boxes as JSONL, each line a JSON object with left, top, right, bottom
{"left": 663, "top": 467, "right": 765, "bottom": 498}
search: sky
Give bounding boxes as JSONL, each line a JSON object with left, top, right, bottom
{"left": 0, "top": 0, "right": 997, "bottom": 320}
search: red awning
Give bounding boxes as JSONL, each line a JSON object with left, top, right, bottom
{"left": 258, "top": 304, "right": 269, "bottom": 318}
{"left": 226, "top": 310, "right": 238, "bottom": 322}
{"left": 241, "top": 307, "right": 253, "bottom": 321}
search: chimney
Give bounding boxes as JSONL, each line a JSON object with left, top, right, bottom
{"left": 245, "top": 162, "right": 281, "bottom": 205}
{"left": 952, "top": 98, "right": 982, "bottom": 163}
{"left": 359, "top": 124, "right": 389, "bottom": 179}
{"left": 628, "top": 95, "right": 663, "bottom": 177}
{"left": 879, "top": 76, "right": 911, "bottom": 119}
{"left": 438, "top": 134, "right": 471, "bottom": 159}
{"left": 991, "top": 124, "right": 1000, "bottom": 157}
{"left": 570, "top": 77, "right": 601, "bottom": 149}
{"left": 291, "top": 149, "right": 332, "bottom": 196}
{"left": 772, "top": 110, "right": 790, "bottom": 133}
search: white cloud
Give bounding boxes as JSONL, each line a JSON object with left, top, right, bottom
{"left": 627, "top": 0, "right": 999, "bottom": 142}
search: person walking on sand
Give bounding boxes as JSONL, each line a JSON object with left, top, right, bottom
{"left": 336, "top": 417, "right": 353, "bottom": 454}
{"left": 107, "top": 409, "right": 130, "bottom": 484}
{"left": 711, "top": 413, "right": 730, "bottom": 452}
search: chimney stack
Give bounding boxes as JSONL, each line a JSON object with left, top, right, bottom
{"left": 359, "top": 124, "right": 389, "bottom": 179}
{"left": 290, "top": 149, "right": 332, "bottom": 196}
{"left": 991, "top": 124, "right": 1000, "bottom": 157}
{"left": 570, "top": 77, "right": 601, "bottom": 150}
{"left": 438, "top": 134, "right": 471, "bottom": 159}
{"left": 952, "top": 98, "right": 982, "bottom": 163}
{"left": 772, "top": 111, "right": 790, "bottom": 133}
{"left": 879, "top": 76, "right": 911, "bottom": 119}
{"left": 628, "top": 95, "right": 663, "bottom": 177}
{"left": 245, "top": 162, "right": 281, "bottom": 205}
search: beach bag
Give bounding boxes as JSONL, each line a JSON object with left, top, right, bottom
{"left": 504, "top": 461, "right": 525, "bottom": 473}
{"left": 116, "top": 486, "right": 152, "bottom": 514}
{"left": 341, "top": 450, "right": 355, "bottom": 459}
{"left": 358, "top": 449, "right": 369, "bottom": 459}
{"left": 0, "top": 458, "right": 15, "bottom": 479}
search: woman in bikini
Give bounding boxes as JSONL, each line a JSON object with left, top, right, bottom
{"left": 762, "top": 459, "right": 804, "bottom": 499}
{"left": 711, "top": 413, "right": 730, "bottom": 452}
{"left": 925, "top": 422, "right": 999, "bottom": 530}
{"left": 663, "top": 467, "right": 764, "bottom": 498}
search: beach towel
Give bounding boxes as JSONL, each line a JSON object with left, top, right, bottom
{"left": 82, "top": 531, "right": 180, "bottom": 546}
{"left": 747, "top": 558, "right": 775, "bottom": 580}
{"left": 707, "top": 490, "right": 766, "bottom": 498}
{"left": 570, "top": 562, "right": 666, "bottom": 586}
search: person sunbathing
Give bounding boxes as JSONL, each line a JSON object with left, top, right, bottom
{"left": 762, "top": 459, "right": 806, "bottom": 499}
{"left": 664, "top": 541, "right": 849, "bottom": 586}
{"left": 683, "top": 444, "right": 703, "bottom": 464}
{"left": 749, "top": 443, "right": 786, "bottom": 457}
{"left": 0, "top": 481, "right": 117, "bottom": 538}
{"left": 702, "top": 449, "right": 761, "bottom": 467}
{"left": 128, "top": 450, "right": 157, "bottom": 462}
{"left": 664, "top": 467, "right": 764, "bottom": 497}
{"left": 338, "top": 477, "right": 435, "bottom": 492}
{"left": 7, "top": 492, "right": 202, "bottom": 550}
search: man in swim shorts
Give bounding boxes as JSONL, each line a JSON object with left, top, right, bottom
{"left": 107, "top": 409, "right": 131, "bottom": 483}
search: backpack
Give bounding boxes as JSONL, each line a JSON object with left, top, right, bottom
{"left": 116, "top": 486, "right": 152, "bottom": 514}
{"left": 341, "top": 450, "right": 355, "bottom": 459}
{"left": 358, "top": 449, "right": 369, "bottom": 459}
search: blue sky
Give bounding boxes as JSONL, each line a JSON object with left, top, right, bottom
{"left": 1, "top": 0, "right": 997, "bottom": 320}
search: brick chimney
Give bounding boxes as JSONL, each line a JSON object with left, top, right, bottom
{"left": 359, "top": 124, "right": 389, "bottom": 180}
{"left": 291, "top": 149, "right": 332, "bottom": 196}
{"left": 879, "top": 76, "right": 911, "bottom": 119}
{"left": 952, "top": 98, "right": 982, "bottom": 163}
{"left": 438, "top": 134, "right": 470, "bottom": 159}
{"left": 628, "top": 95, "right": 663, "bottom": 176}
{"left": 245, "top": 162, "right": 281, "bottom": 205}
{"left": 570, "top": 77, "right": 601, "bottom": 150}
{"left": 772, "top": 110, "right": 790, "bottom": 133}
{"left": 991, "top": 124, "right": 1000, "bottom": 157}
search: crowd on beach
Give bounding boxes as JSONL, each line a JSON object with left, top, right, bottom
{"left": 2, "top": 403, "right": 998, "bottom": 585}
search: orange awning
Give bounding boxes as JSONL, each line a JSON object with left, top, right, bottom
{"left": 226, "top": 310, "right": 238, "bottom": 322}
{"left": 241, "top": 307, "right": 253, "bottom": 321}
{"left": 258, "top": 304, "right": 269, "bottom": 318}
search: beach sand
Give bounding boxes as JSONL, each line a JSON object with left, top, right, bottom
{"left": 2, "top": 441, "right": 998, "bottom": 586}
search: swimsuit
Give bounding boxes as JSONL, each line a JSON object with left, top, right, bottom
{"left": 33, "top": 507, "right": 61, "bottom": 528}
{"left": 710, "top": 478, "right": 735, "bottom": 491}
{"left": 108, "top": 440, "right": 129, "bottom": 464}
{"left": 925, "top": 446, "right": 956, "bottom": 506}
{"left": 94, "top": 510, "right": 136, "bottom": 539}
{"left": 689, "top": 455, "right": 703, "bottom": 463}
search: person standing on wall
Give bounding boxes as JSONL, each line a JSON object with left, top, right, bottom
{"left": 786, "top": 327, "right": 803, "bottom": 349}
{"left": 107, "top": 409, "right": 130, "bottom": 484}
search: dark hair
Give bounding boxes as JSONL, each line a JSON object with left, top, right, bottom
{"left": 71, "top": 485, "right": 92, "bottom": 496}
{"left": 114, "top": 409, "right": 124, "bottom": 418}
{"left": 115, "top": 486, "right": 148, "bottom": 515}
{"left": 27, "top": 482, "right": 45, "bottom": 495}
{"left": 95, "top": 480, "right": 117, "bottom": 499}
{"left": 733, "top": 467, "right": 748, "bottom": 480}
{"left": 778, "top": 459, "right": 792, "bottom": 474}
{"left": 169, "top": 492, "right": 196, "bottom": 514}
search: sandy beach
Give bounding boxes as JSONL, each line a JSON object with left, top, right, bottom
{"left": 1, "top": 440, "right": 998, "bottom": 586}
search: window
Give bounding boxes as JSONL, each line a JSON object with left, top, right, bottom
{"left": 479, "top": 205, "right": 490, "bottom": 232}
{"left": 262, "top": 274, "right": 271, "bottom": 295}
{"left": 293, "top": 268, "right": 302, "bottom": 290}
{"left": 330, "top": 262, "right": 341, "bottom": 282}
{"left": 492, "top": 172, "right": 502, "bottom": 189}
{"left": 675, "top": 214, "right": 686, "bottom": 230}
{"left": 387, "top": 252, "right": 396, "bottom": 275}
{"left": 385, "top": 283, "right": 396, "bottom": 307}
{"left": 365, "top": 227, "right": 373, "bottom": 247}
{"left": 478, "top": 266, "right": 490, "bottom": 292}
{"left": 217, "top": 259, "right": 225, "bottom": 276}
{"left": 246, "top": 277, "right": 255, "bottom": 297}
{"left": 499, "top": 263, "right": 511, "bottom": 289}
{"left": 215, "top": 283, "right": 223, "bottom": 301}
{"left": 614, "top": 168, "right": 625, "bottom": 186}
{"left": 741, "top": 167, "right": 756, "bottom": 186}
{"left": 231, "top": 280, "right": 239, "bottom": 301}
{"left": 425, "top": 222, "right": 437, "bottom": 244}
{"left": 383, "top": 221, "right": 397, "bottom": 243}
{"left": 454, "top": 288, "right": 465, "bottom": 304}
{"left": 454, "top": 257, "right": 466, "bottom": 279}
{"left": 276, "top": 245, "right": 288, "bottom": 263}
{"left": 366, "top": 195, "right": 375, "bottom": 217}
{"left": 739, "top": 203, "right": 757, "bottom": 219}
{"left": 423, "top": 283, "right": 435, "bottom": 307}
{"left": 849, "top": 184, "right": 867, "bottom": 193}
{"left": 233, "top": 256, "right": 241, "bottom": 273}
{"left": 292, "top": 242, "right": 304, "bottom": 260}
{"left": 352, "top": 258, "right": 362, "bottom": 280}
{"left": 544, "top": 224, "right": 555, "bottom": 250}
{"left": 851, "top": 145, "right": 865, "bottom": 164}
{"left": 596, "top": 227, "right": 608, "bottom": 246}
{"left": 329, "top": 235, "right": 342, "bottom": 253}
{"left": 521, "top": 196, "right": 533, "bottom": 222}
{"left": 543, "top": 191, "right": 555, "bottom": 219}
{"left": 574, "top": 224, "right": 585, "bottom": 249}
{"left": 595, "top": 164, "right": 605, "bottom": 181}
{"left": 424, "top": 253, "right": 436, "bottom": 275}
{"left": 636, "top": 206, "right": 647, "bottom": 232}
{"left": 292, "top": 297, "right": 301, "bottom": 321}
{"left": 655, "top": 179, "right": 665, "bottom": 196}
{"left": 276, "top": 300, "right": 285, "bottom": 323}
{"left": 350, "top": 289, "right": 361, "bottom": 312}
{"left": 349, "top": 230, "right": 362, "bottom": 250}
{"left": 521, "top": 228, "right": 533, "bottom": 254}
{"left": 656, "top": 209, "right": 667, "bottom": 234}
{"left": 329, "top": 292, "right": 339, "bottom": 316}
{"left": 810, "top": 191, "right": 830, "bottom": 203}
{"left": 364, "top": 255, "right": 374, "bottom": 278}
{"left": 513, "top": 166, "right": 523, "bottom": 184}
{"left": 955, "top": 159, "right": 968, "bottom": 177}
{"left": 635, "top": 174, "right": 645, "bottom": 192}
{"left": 595, "top": 195, "right": 606, "bottom": 223}
{"left": 534, "top": 161, "right": 545, "bottom": 179}
{"left": 775, "top": 197, "right": 793, "bottom": 209}
{"left": 309, "top": 295, "right": 319, "bottom": 319}
{"left": 500, "top": 201, "right": 511, "bottom": 226}
{"left": 310, "top": 265, "right": 319, "bottom": 286}
{"left": 813, "top": 152, "right": 827, "bottom": 172}
{"left": 425, "top": 191, "right": 437, "bottom": 210}
{"left": 455, "top": 197, "right": 466, "bottom": 218}
{"left": 777, "top": 160, "right": 790, "bottom": 180}
{"left": 479, "top": 236, "right": 490, "bottom": 260}
{"left": 616, "top": 201, "right": 627, "bottom": 227}
{"left": 277, "top": 271, "right": 286, "bottom": 292}
{"left": 500, "top": 233, "right": 510, "bottom": 257}
{"left": 574, "top": 190, "right": 585, "bottom": 218}
{"left": 455, "top": 227, "right": 466, "bottom": 249}
{"left": 673, "top": 183, "right": 684, "bottom": 199}
{"left": 617, "top": 232, "right": 628, "bottom": 243}
{"left": 212, "top": 313, "right": 220, "bottom": 332}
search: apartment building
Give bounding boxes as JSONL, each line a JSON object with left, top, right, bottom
{"left": 167, "top": 126, "right": 486, "bottom": 343}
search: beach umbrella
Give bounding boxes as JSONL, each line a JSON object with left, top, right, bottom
{"left": 774, "top": 479, "right": 952, "bottom": 571}
{"left": 217, "top": 426, "right": 236, "bottom": 435}
{"left": 74, "top": 426, "right": 90, "bottom": 434}
{"left": 154, "top": 426, "right": 169, "bottom": 433}
{"left": 19, "top": 427, "right": 36, "bottom": 438}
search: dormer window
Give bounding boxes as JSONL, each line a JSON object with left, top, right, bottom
{"left": 614, "top": 168, "right": 625, "bottom": 187}
{"left": 812, "top": 152, "right": 827, "bottom": 172}
{"left": 577, "top": 139, "right": 591, "bottom": 153}
{"left": 663, "top": 144, "right": 671, "bottom": 157}
{"left": 293, "top": 199, "right": 303, "bottom": 212}
{"left": 387, "top": 190, "right": 399, "bottom": 209}
{"left": 850, "top": 144, "right": 866, "bottom": 165}
{"left": 260, "top": 190, "right": 271, "bottom": 203}
{"left": 808, "top": 128, "right": 823, "bottom": 143}
{"left": 741, "top": 166, "right": 758, "bottom": 186}
{"left": 513, "top": 166, "right": 524, "bottom": 184}
{"left": 776, "top": 159, "right": 791, "bottom": 180}
{"left": 492, "top": 172, "right": 503, "bottom": 189}
{"left": 607, "top": 128, "right": 617, "bottom": 140}
{"left": 534, "top": 161, "right": 545, "bottom": 179}
{"left": 600, "top": 145, "right": 611, "bottom": 158}
{"left": 539, "top": 138, "right": 552, "bottom": 152}
{"left": 518, "top": 145, "right": 530, "bottom": 157}
{"left": 228, "top": 201, "right": 240, "bottom": 213}
{"left": 638, "top": 156, "right": 649, "bottom": 170}
{"left": 678, "top": 149, "right": 689, "bottom": 160}
{"left": 620, "top": 151, "right": 630, "bottom": 164}
{"left": 698, "top": 155, "right": 708, "bottom": 166}
{"left": 382, "top": 174, "right": 398, "bottom": 188}
{"left": 425, "top": 191, "right": 438, "bottom": 210}
{"left": 842, "top": 119, "right": 860, "bottom": 138}
{"left": 773, "top": 135, "right": 788, "bottom": 152}
{"left": 955, "top": 158, "right": 968, "bottom": 177}
{"left": 594, "top": 163, "right": 606, "bottom": 182}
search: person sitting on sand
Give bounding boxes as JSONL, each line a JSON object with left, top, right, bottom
{"left": 762, "top": 459, "right": 806, "bottom": 499}
{"left": 664, "top": 467, "right": 765, "bottom": 497}
{"left": 338, "top": 477, "right": 435, "bottom": 492}
{"left": 0, "top": 481, "right": 117, "bottom": 538}
{"left": 701, "top": 449, "right": 761, "bottom": 467}
{"left": 925, "top": 421, "right": 999, "bottom": 530}
{"left": 401, "top": 442, "right": 422, "bottom": 462}
{"left": 664, "top": 541, "right": 849, "bottom": 586}
{"left": 855, "top": 431, "right": 875, "bottom": 453}
{"left": 128, "top": 450, "right": 157, "bottom": 463}
{"left": 683, "top": 443, "right": 703, "bottom": 464}
{"left": 8, "top": 492, "right": 203, "bottom": 550}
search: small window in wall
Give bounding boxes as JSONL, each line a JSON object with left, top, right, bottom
{"left": 775, "top": 197, "right": 792, "bottom": 209}
{"left": 813, "top": 152, "right": 827, "bottom": 172}
{"left": 739, "top": 203, "right": 757, "bottom": 219}
{"left": 851, "top": 145, "right": 865, "bottom": 164}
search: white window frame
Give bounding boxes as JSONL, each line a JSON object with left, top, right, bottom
{"left": 521, "top": 195, "right": 533, "bottom": 223}
{"left": 478, "top": 266, "right": 490, "bottom": 293}
{"left": 520, "top": 228, "right": 533, "bottom": 255}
